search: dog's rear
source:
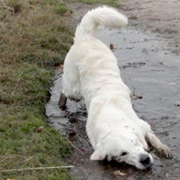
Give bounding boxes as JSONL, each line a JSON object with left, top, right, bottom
{"left": 60, "top": 6, "right": 172, "bottom": 170}
{"left": 60, "top": 6, "right": 128, "bottom": 109}
{"left": 74, "top": 6, "right": 128, "bottom": 41}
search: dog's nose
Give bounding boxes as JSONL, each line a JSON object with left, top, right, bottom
{"left": 139, "top": 154, "right": 151, "bottom": 168}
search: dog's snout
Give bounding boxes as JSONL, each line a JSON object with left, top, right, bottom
{"left": 140, "top": 154, "right": 151, "bottom": 168}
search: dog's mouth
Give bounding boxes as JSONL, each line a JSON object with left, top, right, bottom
{"left": 104, "top": 153, "right": 153, "bottom": 170}
{"left": 114, "top": 153, "right": 153, "bottom": 170}
{"left": 135, "top": 153, "right": 153, "bottom": 170}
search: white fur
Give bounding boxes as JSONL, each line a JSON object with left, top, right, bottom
{"left": 61, "top": 6, "right": 172, "bottom": 169}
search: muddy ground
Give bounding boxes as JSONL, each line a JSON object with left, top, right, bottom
{"left": 46, "top": 1, "right": 180, "bottom": 180}
{"left": 120, "top": 0, "right": 180, "bottom": 55}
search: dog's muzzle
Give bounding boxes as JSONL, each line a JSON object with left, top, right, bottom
{"left": 139, "top": 154, "right": 152, "bottom": 169}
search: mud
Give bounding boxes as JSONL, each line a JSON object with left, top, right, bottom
{"left": 119, "top": 0, "right": 180, "bottom": 55}
{"left": 46, "top": 2, "right": 180, "bottom": 180}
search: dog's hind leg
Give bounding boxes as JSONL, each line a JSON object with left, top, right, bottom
{"left": 58, "top": 90, "right": 81, "bottom": 110}
{"left": 61, "top": 69, "right": 81, "bottom": 99}
{"left": 58, "top": 53, "right": 82, "bottom": 110}
{"left": 146, "top": 130, "right": 172, "bottom": 158}
{"left": 58, "top": 92, "right": 67, "bottom": 110}
{"left": 58, "top": 73, "right": 81, "bottom": 110}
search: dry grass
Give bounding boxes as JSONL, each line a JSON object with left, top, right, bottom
{"left": 0, "top": 0, "right": 75, "bottom": 179}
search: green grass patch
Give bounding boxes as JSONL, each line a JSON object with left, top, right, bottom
{"left": 0, "top": 0, "right": 75, "bottom": 179}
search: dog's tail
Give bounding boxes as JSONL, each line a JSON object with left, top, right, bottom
{"left": 74, "top": 6, "right": 128, "bottom": 41}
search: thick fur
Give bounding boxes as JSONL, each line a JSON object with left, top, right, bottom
{"left": 61, "top": 6, "right": 172, "bottom": 169}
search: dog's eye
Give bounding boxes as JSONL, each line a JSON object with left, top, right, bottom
{"left": 121, "top": 152, "right": 128, "bottom": 156}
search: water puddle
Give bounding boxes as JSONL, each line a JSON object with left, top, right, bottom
{"left": 46, "top": 27, "right": 180, "bottom": 180}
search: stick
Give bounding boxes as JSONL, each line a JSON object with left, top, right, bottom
{"left": 12, "top": 72, "right": 23, "bottom": 95}
{"left": 22, "top": 156, "right": 34, "bottom": 163}
{"left": 70, "top": 142, "right": 84, "bottom": 155}
{"left": 0, "top": 165, "right": 74, "bottom": 173}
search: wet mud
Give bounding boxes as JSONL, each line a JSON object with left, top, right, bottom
{"left": 119, "top": 0, "right": 180, "bottom": 55}
{"left": 46, "top": 26, "right": 180, "bottom": 180}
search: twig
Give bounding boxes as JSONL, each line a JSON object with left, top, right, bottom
{"left": 1, "top": 0, "right": 13, "bottom": 10}
{"left": 70, "top": 142, "right": 84, "bottom": 155}
{"left": 0, "top": 165, "right": 74, "bottom": 173}
{"left": 12, "top": 72, "right": 23, "bottom": 95}
{"left": 22, "top": 156, "right": 34, "bottom": 163}
{"left": 1, "top": 0, "right": 7, "bottom": 8}
{"left": 0, "top": 157, "right": 8, "bottom": 163}
{"left": 79, "top": 135, "right": 91, "bottom": 146}
{"left": 80, "top": 167, "right": 89, "bottom": 177}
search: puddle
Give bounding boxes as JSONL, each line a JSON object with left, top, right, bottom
{"left": 46, "top": 27, "right": 180, "bottom": 180}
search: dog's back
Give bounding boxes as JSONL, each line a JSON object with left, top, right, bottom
{"left": 60, "top": 7, "right": 172, "bottom": 169}
{"left": 62, "top": 7, "right": 129, "bottom": 109}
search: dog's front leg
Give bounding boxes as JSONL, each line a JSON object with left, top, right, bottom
{"left": 146, "top": 130, "right": 172, "bottom": 158}
{"left": 58, "top": 92, "right": 67, "bottom": 110}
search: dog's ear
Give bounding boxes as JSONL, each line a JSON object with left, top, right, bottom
{"left": 90, "top": 150, "right": 106, "bottom": 161}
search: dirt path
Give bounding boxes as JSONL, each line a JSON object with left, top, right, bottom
{"left": 46, "top": 1, "right": 180, "bottom": 180}
{"left": 119, "top": 0, "right": 180, "bottom": 55}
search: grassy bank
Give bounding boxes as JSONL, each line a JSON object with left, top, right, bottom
{"left": 0, "top": 0, "right": 120, "bottom": 179}
{"left": 0, "top": 0, "right": 75, "bottom": 179}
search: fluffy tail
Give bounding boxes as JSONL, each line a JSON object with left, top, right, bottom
{"left": 75, "top": 6, "right": 128, "bottom": 40}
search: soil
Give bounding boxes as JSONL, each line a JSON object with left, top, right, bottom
{"left": 46, "top": 1, "right": 180, "bottom": 179}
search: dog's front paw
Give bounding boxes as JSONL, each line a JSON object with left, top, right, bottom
{"left": 157, "top": 144, "right": 173, "bottom": 158}
{"left": 90, "top": 150, "right": 106, "bottom": 161}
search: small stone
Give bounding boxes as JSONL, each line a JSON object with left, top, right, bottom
{"left": 114, "top": 170, "right": 127, "bottom": 176}
{"left": 29, "top": 5, "right": 36, "bottom": 10}
{"left": 168, "top": 82, "right": 176, "bottom": 86}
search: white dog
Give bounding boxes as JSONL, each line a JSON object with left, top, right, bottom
{"left": 59, "top": 6, "right": 172, "bottom": 169}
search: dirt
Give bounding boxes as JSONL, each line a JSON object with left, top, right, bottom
{"left": 46, "top": 1, "right": 180, "bottom": 180}
{"left": 120, "top": 0, "right": 180, "bottom": 55}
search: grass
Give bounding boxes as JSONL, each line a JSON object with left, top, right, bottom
{"left": 0, "top": 0, "right": 75, "bottom": 179}
{"left": 0, "top": 0, "right": 120, "bottom": 179}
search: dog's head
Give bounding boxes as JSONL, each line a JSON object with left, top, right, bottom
{"left": 90, "top": 130, "right": 153, "bottom": 169}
